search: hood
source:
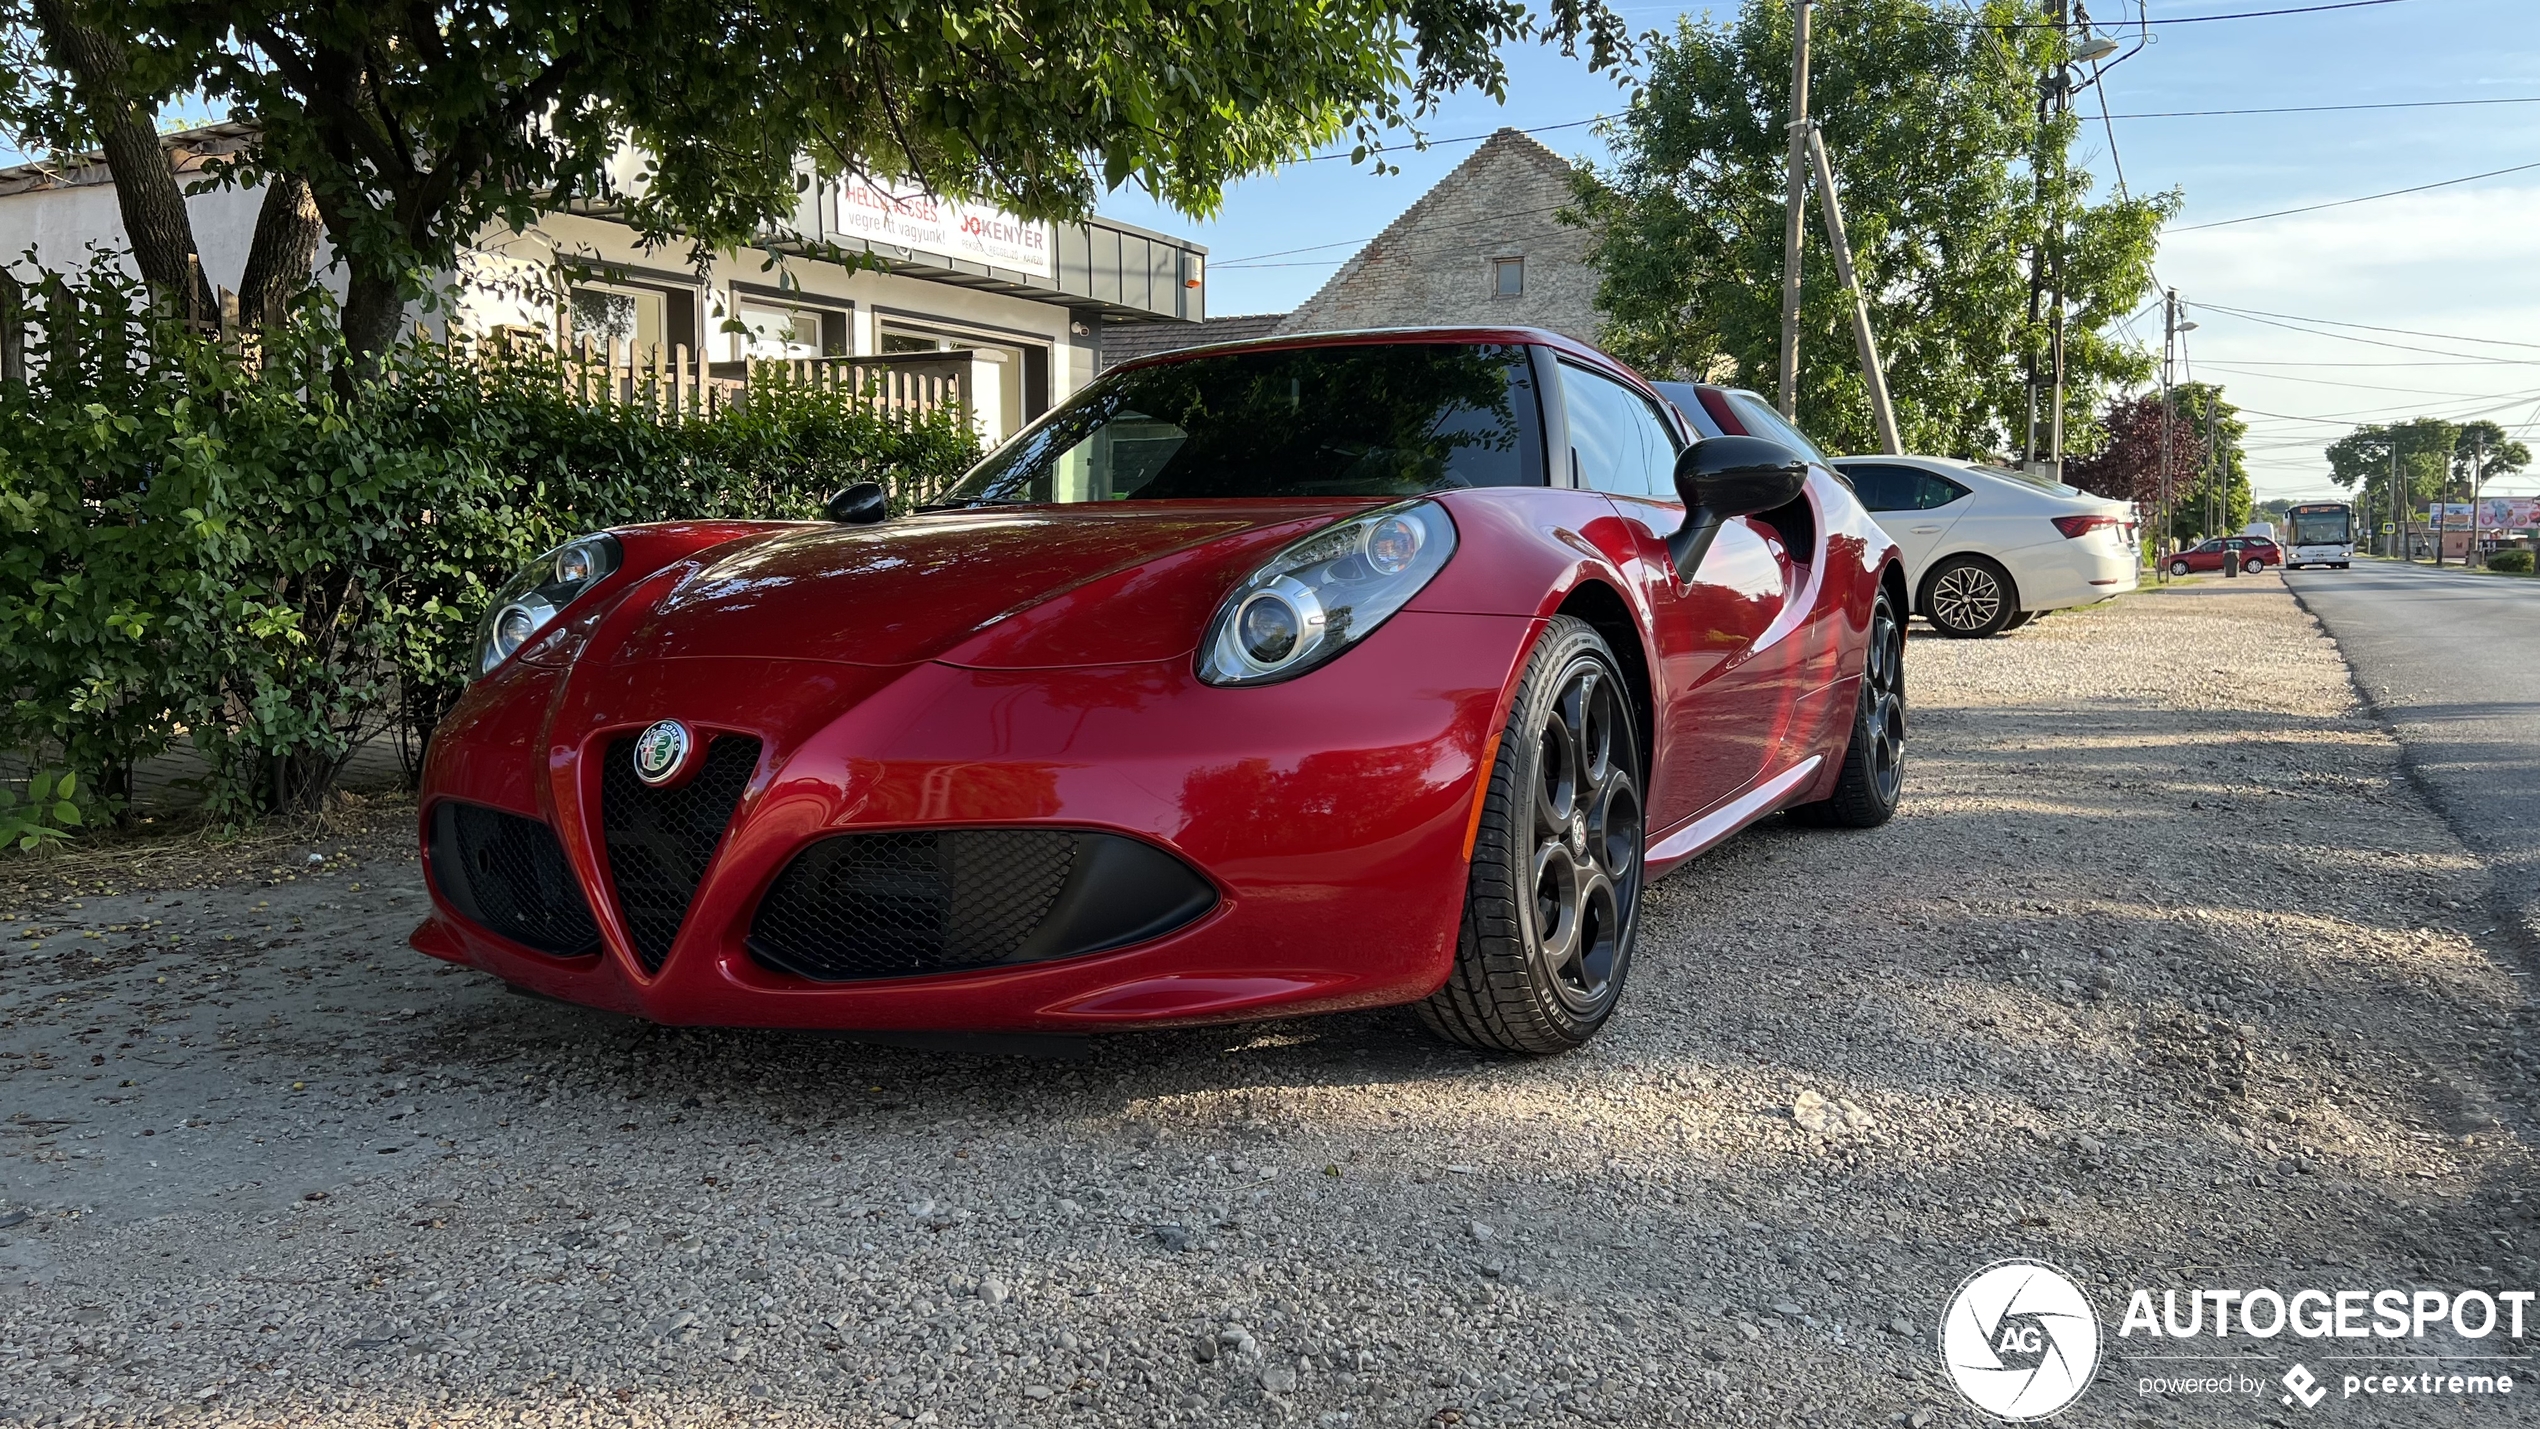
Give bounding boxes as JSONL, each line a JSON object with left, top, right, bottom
{"left": 608, "top": 502, "right": 1374, "bottom": 668}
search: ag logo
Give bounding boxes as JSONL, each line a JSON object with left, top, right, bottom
{"left": 1939, "top": 1259, "right": 2101, "bottom": 1420}
{"left": 631, "top": 720, "right": 693, "bottom": 787}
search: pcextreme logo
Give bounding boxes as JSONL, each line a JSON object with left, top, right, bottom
{"left": 1939, "top": 1259, "right": 2103, "bottom": 1420}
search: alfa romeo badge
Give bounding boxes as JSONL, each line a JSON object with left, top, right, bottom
{"left": 631, "top": 720, "right": 692, "bottom": 786}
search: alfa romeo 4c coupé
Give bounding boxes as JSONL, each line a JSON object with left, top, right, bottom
{"left": 413, "top": 329, "right": 1906, "bottom": 1054}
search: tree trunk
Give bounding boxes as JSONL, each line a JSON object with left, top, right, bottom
{"left": 339, "top": 269, "right": 408, "bottom": 366}
{"left": 236, "top": 173, "right": 322, "bottom": 330}
{"left": 30, "top": 0, "right": 217, "bottom": 326}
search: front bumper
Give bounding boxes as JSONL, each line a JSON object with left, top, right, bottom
{"left": 412, "top": 611, "right": 1533, "bottom": 1031}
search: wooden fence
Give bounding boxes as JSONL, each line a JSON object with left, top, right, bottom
{"left": 548, "top": 335, "right": 972, "bottom": 424}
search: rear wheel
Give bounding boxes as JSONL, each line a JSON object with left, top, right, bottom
{"left": 1923, "top": 557, "right": 2016, "bottom": 638}
{"left": 1789, "top": 588, "right": 1904, "bottom": 829}
{"left": 2244, "top": 558, "right": 2267, "bottom": 574}
{"left": 1420, "top": 617, "right": 1643, "bottom": 1055}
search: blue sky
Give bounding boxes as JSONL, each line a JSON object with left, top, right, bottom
{"left": 1100, "top": 0, "right": 2540, "bottom": 500}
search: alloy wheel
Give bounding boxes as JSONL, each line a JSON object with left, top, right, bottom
{"left": 1929, "top": 564, "right": 2004, "bottom": 633}
{"left": 1864, "top": 604, "right": 1905, "bottom": 804}
{"left": 1525, "top": 659, "right": 1641, "bottom": 1015}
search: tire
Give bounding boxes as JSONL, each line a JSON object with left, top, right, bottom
{"left": 1922, "top": 556, "right": 2018, "bottom": 638}
{"left": 1420, "top": 616, "right": 1644, "bottom": 1055}
{"left": 2000, "top": 610, "right": 2034, "bottom": 632}
{"left": 2170, "top": 559, "right": 2192, "bottom": 577}
{"left": 1788, "top": 586, "right": 1905, "bottom": 829}
{"left": 2244, "top": 558, "right": 2266, "bottom": 575}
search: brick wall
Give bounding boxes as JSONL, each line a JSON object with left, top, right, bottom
{"left": 1274, "top": 129, "right": 1598, "bottom": 345}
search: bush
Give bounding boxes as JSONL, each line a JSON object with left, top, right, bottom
{"left": 0, "top": 260, "right": 981, "bottom": 826}
{"left": 2490, "top": 548, "right": 2534, "bottom": 574}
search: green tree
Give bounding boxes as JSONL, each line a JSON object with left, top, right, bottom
{"left": 2326, "top": 417, "right": 2460, "bottom": 542}
{"left": 2450, "top": 418, "right": 2531, "bottom": 488}
{"left": 4, "top": 0, "right": 1628, "bottom": 358}
{"left": 2164, "top": 382, "right": 2248, "bottom": 544}
{"left": 1568, "top": 0, "right": 2173, "bottom": 457}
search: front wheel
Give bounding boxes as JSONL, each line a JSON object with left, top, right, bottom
{"left": 2170, "top": 559, "right": 2192, "bottom": 577}
{"left": 1789, "top": 587, "right": 1905, "bottom": 829}
{"left": 1923, "top": 557, "right": 2017, "bottom": 638}
{"left": 1420, "top": 616, "right": 1643, "bottom": 1055}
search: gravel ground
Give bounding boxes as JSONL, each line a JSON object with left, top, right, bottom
{"left": 2, "top": 574, "right": 2533, "bottom": 1428}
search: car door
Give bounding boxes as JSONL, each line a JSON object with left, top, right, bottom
{"left": 1842, "top": 461, "right": 1972, "bottom": 588}
{"left": 1557, "top": 360, "right": 1796, "bottom": 828}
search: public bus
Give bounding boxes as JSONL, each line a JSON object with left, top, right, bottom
{"left": 2284, "top": 502, "right": 2354, "bottom": 569}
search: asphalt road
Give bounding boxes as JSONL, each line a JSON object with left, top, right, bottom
{"left": 2286, "top": 557, "right": 2540, "bottom": 944}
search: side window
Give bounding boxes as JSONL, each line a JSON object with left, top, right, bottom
{"left": 1915, "top": 473, "right": 1971, "bottom": 510}
{"left": 1560, "top": 363, "right": 1680, "bottom": 498}
{"left": 1840, "top": 463, "right": 1919, "bottom": 513}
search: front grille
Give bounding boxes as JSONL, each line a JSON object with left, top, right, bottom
{"left": 749, "top": 830, "right": 1077, "bottom": 981}
{"left": 428, "top": 802, "right": 601, "bottom": 957}
{"left": 747, "top": 828, "right": 1217, "bottom": 983}
{"left": 599, "top": 734, "right": 761, "bottom": 972}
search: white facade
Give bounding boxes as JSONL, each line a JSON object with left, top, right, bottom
{"left": 0, "top": 130, "right": 1210, "bottom": 445}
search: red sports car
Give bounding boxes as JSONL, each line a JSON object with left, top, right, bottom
{"left": 413, "top": 329, "right": 1906, "bottom": 1053}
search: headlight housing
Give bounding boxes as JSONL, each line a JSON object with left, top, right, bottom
{"left": 473, "top": 534, "right": 623, "bottom": 677}
{"left": 1198, "top": 502, "right": 1457, "bottom": 686}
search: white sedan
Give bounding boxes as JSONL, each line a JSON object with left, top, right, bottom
{"left": 1829, "top": 455, "right": 2139, "bottom": 638}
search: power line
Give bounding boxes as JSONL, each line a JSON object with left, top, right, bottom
{"left": 2108, "top": 95, "right": 2540, "bottom": 119}
{"left": 2197, "top": 302, "right": 2540, "bottom": 352}
{"left": 1283, "top": 116, "right": 1612, "bottom": 167}
{"left": 2192, "top": 307, "right": 2540, "bottom": 364}
{"left": 2176, "top": 158, "right": 2540, "bottom": 231}
{"left": 1926, "top": 0, "right": 2415, "bottom": 29}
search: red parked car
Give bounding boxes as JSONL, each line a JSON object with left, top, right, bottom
{"left": 2167, "top": 535, "right": 2280, "bottom": 576}
{"left": 413, "top": 329, "right": 1905, "bottom": 1054}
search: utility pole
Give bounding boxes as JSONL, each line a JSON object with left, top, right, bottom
{"left": 1777, "top": 0, "right": 1812, "bottom": 420}
{"left": 2045, "top": 0, "right": 2072, "bottom": 474}
{"left": 2471, "top": 429, "right": 2489, "bottom": 567}
{"left": 2158, "top": 290, "right": 2177, "bottom": 580}
{"left": 2434, "top": 470, "right": 2448, "bottom": 565}
{"left": 1804, "top": 125, "right": 1902, "bottom": 453}
{"left": 2389, "top": 436, "right": 2403, "bottom": 561}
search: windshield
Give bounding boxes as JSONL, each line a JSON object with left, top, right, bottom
{"left": 2289, "top": 509, "right": 2351, "bottom": 544}
{"left": 937, "top": 343, "right": 1544, "bottom": 505}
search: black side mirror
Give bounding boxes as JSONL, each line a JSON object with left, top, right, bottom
{"left": 825, "top": 482, "right": 888, "bottom": 524}
{"left": 1666, "top": 436, "right": 1811, "bottom": 579}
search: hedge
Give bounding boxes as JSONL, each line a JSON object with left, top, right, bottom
{"left": 0, "top": 261, "right": 980, "bottom": 837}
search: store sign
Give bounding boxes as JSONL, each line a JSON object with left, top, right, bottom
{"left": 835, "top": 179, "right": 1053, "bottom": 278}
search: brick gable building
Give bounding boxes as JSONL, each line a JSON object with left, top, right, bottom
{"left": 1273, "top": 128, "right": 1597, "bottom": 344}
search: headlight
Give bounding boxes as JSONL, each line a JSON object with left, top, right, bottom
{"left": 474, "top": 534, "right": 623, "bottom": 677}
{"left": 1198, "top": 502, "right": 1456, "bottom": 686}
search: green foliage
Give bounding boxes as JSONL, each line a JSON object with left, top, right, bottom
{"left": 7, "top": 0, "right": 1625, "bottom": 350}
{"left": 0, "top": 768, "right": 85, "bottom": 851}
{"left": 2489, "top": 548, "right": 2534, "bottom": 575}
{"left": 0, "top": 258, "right": 979, "bottom": 834}
{"left": 1570, "top": 0, "right": 2174, "bottom": 458}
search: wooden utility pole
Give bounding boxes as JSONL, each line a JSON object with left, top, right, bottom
{"left": 1804, "top": 125, "right": 1901, "bottom": 454}
{"left": 2158, "top": 290, "right": 2178, "bottom": 578}
{"left": 1777, "top": 0, "right": 1812, "bottom": 419}
{"left": 2045, "top": 0, "right": 2072, "bottom": 473}
{"left": 2471, "top": 430, "right": 2489, "bottom": 567}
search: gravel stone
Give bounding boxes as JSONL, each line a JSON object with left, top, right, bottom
{"left": 0, "top": 580, "right": 2531, "bottom": 1425}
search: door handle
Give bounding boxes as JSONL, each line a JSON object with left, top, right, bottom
{"left": 1909, "top": 525, "right": 1942, "bottom": 534}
